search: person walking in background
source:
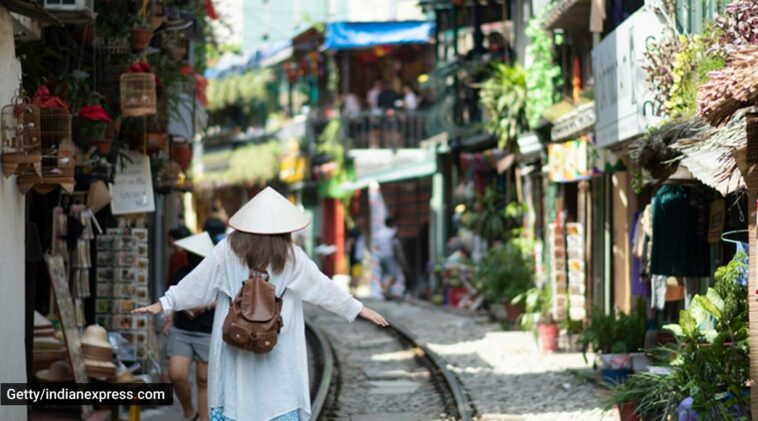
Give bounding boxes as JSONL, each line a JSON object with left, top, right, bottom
{"left": 167, "top": 225, "right": 192, "bottom": 290}
{"left": 372, "top": 216, "right": 407, "bottom": 297}
{"left": 203, "top": 202, "right": 228, "bottom": 244}
{"left": 134, "top": 187, "right": 388, "bottom": 421}
{"left": 163, "top": 232, "right": 216, "bottom": 421}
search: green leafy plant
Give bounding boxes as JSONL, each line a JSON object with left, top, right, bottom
{"left": 661, "top": 251, "right": 749, "bottom": 419}
{"left": 512, "top": 286, "right": 552, "bottom": 333}
{"left": 578, "top": 299, "right": 647, "bottom": 359}
{"left": 606, "top": 371, "right": 681, "bottom": 419}
{"left": 608, "top": 252, "right": 750, "bottom": 419}
{"left": 525, "top": 8, "right": 562, "bottom": 128}
{"left": 479, "top": 64, "right": 529, "bottom": 149}
{"left": 474, "top": 237, "right": 535, "bottom": 304}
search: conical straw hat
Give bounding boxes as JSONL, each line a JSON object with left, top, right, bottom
{"left": 80, "top": 325, "right": 112, "bottom": 349}
{"left": 174, "top": 231, "right": 214, "bottom": 257}
{"left": 228, "top": 187, "right": 310, "bottom": 235}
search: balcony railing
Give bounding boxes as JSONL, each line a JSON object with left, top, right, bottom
{"left": 341, "top": 111, "right": 427, "bottom": 149}
{"left": 308, "top": 111, "right": 428, "bottom": 151}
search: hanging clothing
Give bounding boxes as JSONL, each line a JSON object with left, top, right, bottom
{"left": 159, "top": 239, "right": 363, "bottom": 421}
{"left": 630, "top": 210, "right": 650, "bottom": 297}
{"left": 736, "top": 242, "right": 749, "bottom": 286}
{"left": 650, "top": 274, "right": 668, "bottom": 310}
{"left": 650, "top": 185, "right": 710, "bottom": 277}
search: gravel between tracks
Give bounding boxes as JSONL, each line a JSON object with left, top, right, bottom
{"left": 366, "top": 299, "right": 619, "bottom": 421}
{"left": 306, "top": 304, "right": 456, "bottom": 420}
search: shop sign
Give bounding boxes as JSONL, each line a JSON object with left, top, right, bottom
{"left": 547, "top": 138, "right": 591, "bottom": 182}
{"left": 592, "top": 8, "right": 668, "bottom": 148}
{"left": 110, "top": 151, "right": 156, "bottom": 215}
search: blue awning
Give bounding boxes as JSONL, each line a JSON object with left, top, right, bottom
{"left": 205, "top": 40, "right": 292, "bottom": 80}
{"left": 323, "top": 21, "right": 435, "bottom": 50}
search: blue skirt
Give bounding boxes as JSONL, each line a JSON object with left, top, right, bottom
{"left": 210, "top": 407, "right": 300, "bottom": 421}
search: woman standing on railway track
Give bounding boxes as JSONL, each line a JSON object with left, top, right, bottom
{"left": 134, "top": 187, "right": 388, "bottom": 421}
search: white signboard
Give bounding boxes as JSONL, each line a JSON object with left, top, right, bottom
{"left": 110, "top": 151, "right": 155, "bottom": 215}
{"left": 592, "top": 8, "right": 668, "bottom": 148}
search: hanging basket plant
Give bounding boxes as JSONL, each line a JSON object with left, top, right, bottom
{"left": 130, "top": 15, "right": 154, "bottom": 51}
{"left": 78, "top": 104, "right": 113, "bottom": 152}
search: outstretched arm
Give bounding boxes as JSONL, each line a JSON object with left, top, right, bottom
{"left": 134, "top": 246, "right": 224, "bottom": 316}
{"left": 289, "top": 248, "right": 388, "bottom": 327}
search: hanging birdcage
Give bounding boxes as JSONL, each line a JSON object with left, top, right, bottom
{"left": 1, "top": 92, "right": 42, "bottom": 178}
{"left": 120, "top": 73, "right": 157, "bottom": 117}
{"left": 17, "top": 107, "right": 74, "bottom": 194}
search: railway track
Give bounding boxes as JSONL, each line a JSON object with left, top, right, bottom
{"left": 305, "top": 306, "right": 473, "bottom": 420}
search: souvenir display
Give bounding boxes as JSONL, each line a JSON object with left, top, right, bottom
{"left": 96, "top": 223, "right": 151, "bottom": 363}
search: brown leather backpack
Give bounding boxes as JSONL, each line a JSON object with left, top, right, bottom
{"left": 222, "top": 269, "right": 284, "bottom": 353}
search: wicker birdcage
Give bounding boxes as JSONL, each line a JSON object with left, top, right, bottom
{"left": 1, "top": 93, "right": 42, "bottom": 177}
{"left": 17, "top": 107, "right": 74, "bottom": 194}
{"left": 120, "top": 73, "right": 157, "bottom": 117}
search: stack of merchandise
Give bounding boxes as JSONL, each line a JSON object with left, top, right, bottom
{"left": 548, "top": 223, "right": 568, "bottom": 321}
{"left": 565, "top": 223, "right": 586, "bottom": 322}
{"left": 81, "top": 325, "right": 116, "bottom": 379}
{"left": 32, "top": 312, "right": 67, "bottom": 374}
{"left": 96, "top": 226, "right": 150, "bottom": 361}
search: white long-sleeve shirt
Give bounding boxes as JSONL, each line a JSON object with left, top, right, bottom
{"left": 159, "top": 239, "right": 363, "bottom": 421}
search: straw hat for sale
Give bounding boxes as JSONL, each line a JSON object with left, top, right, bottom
{"left": 174, "top": 231, "right": 214, "bottom": 258}
{"left": 228, "top": 186, "right": 310, "bottom": 235}
{"left": 80, "top": 325, "right": 112, "bottom": 350}
{"left": 84, "top": 359, "right": 117, "bottom": 378}
{"left": 86, "top": 180, "right": 111, "bottom": 213}
{"left": 35, "top": 360, "right": 74, "bottom": 383}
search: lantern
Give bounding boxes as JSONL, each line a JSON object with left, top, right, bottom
{"left": 1, "top": 93, "right": 41, "bottom": 178}
{"left": 17, "top": 107, "right": 74, "bottom": 194}
{"left": 120, "top": 73, "right": 157, "bottom": 117}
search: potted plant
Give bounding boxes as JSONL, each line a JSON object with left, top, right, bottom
{"left": 78, "top": 104, "right": 113, "bottom": 153}
{"left": 130, "top": 17, "right": 153, "bottom": 50}
{"left": 512, "top": 286, "right": 558, "bottom": 352}
{"left": 578, "top": 301, "right": 647, "bottom": 384}
{"left": 475, "top": 236, "right": 534, "bottom": 322}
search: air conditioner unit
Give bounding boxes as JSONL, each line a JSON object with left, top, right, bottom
{"left": 43, "top": 0, "right": 94, "bottom": 12}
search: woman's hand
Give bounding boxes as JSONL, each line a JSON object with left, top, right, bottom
{"left": 359, "top": 307, "right": 389, "bottom": 327}
{"left": 132, "top": 302, "right": 163, "bottom": 315}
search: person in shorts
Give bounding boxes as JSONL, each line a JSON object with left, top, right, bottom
{"left": 163, "top": 232, "right": 215, "bottom": 421}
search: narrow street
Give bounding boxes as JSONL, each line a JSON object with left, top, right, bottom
{"left": 308, "top": 300, "right": 617, "bottom": 420}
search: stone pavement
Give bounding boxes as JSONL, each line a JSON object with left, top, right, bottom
{"left": 367, "top": 299, "right": 619, "bottom": 421}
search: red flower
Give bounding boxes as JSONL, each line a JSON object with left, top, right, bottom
{"left": 79, "top": 104, "right": 112, "bottom": 122}
{"left": 32, "top": 86, "right": 70, "bottom": 110}
{"left": 127, "top": 62, "right": 160, "bottom": 87}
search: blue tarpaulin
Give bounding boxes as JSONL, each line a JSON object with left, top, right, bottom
{"left": 205, "top": 39, "right": 293, "bottom": 80}
{"left": 323, "top": 21, "right": 435, "bottom": 50}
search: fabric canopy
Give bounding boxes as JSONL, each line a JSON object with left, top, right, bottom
{"left": 323, "top": 21, "right": 435, "bottom": 50}
{"left": 205, "top": 40, "right": 292, "bottom": 80}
